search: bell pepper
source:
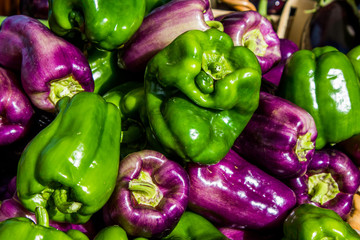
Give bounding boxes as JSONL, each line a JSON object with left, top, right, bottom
{"left": 0, "top": 196, "right": 95, "bottom": 237}
{"left": 0, "top": 15, "right": 94, "bottom": 112}
{"left": 233, "top": 91, "right": 317, "bottom": 179}
{"left": 187, "top": 149, "right": 296, "bottom": 230}
{"left": 285, "top": 148, "right": 360, "bottom": 219}
{"left": 348, "top": 44, "right": 360, "bottom": 79}
{"left": 278, "top": 46, "right": 360, "bottom": 149}
{"left": 0, "top": 206, "right": 89, "bottom": 240}
{"left": 162, "top": 211, "right": 228, "bottom": 240}
{"left": 103, "top": 150, "right": 189, "bottom": 238}
{"left": 48, "top": 0, "right": 146, "bottom": 51}
{"left": 216, "top": 11, "right": 281, "bottom": 73}
{"left": 85, "top": 45, "right": 130, "bottom": 96}
{"left": 144, "top": 28, "right": 262, "bottom": 164}
{"left": 0, "top": 66, "right": 34, "bottom": 146}
{"left": 20, "top": 0, "right": 49, "bottom": 19}
{"left": 282, "top": 204, "right": 360, "bottom": 240}
{"left": 16, "top": 92, "right": 121, "bottom": 224}
{"left": 102, "top": 82, "right": 147, "bottom": 158}
{"left": 119, "top": 0, "right": 216, "bottom": 72}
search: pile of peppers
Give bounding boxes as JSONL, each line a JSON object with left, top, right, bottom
{"left": 1, "top": 0, "right": 360, "bottom": 239}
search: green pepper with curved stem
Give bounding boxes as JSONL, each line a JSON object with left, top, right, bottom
{"left": 282, "top": 204, "right": 360, "bottom": 240}
{"left": 278, "top": 46, "right": 360, "bottom": 149}
{"left": 16, "top": 92, "right": 121, "bottom": 224}
{"left": 144, "top": 28, "right": 262, "bottom": 164}
{"left": 48, "top": 0, "right": 146, "bottom": 51}
{"left": 0, "top": 206, "right": 89, "bottom": 240}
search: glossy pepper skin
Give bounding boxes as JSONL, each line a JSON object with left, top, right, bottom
{"left": 162, "top": 211, "right": 228, "bottom": 240}
{"left": 348, "top": 44, "right": 360, "bottom": 78}
{"left": 0, "top": 206, "right": 89, "bottom": 240}
{"left": 16, "top": 92, "right": 121, "bottom": 224}
{"left": 119, "top": 0, "right": 215, "bottom": 72}
{"left": 187, "top": 149, "right": 296, "bottom": 230}
{"left": 216, "top": 11, "right": 281, "bottom": 73}
{"left": 233, "top": 91, "right": 317, "bottom": 179}
{"left": 0, "top": 66, "right": 34, "bottom": 146}
{"left": 0, "top": 15, "right": 94, "bottom": 112}
{"left": 285, "top": 149, "right": 360, "bottom": 219}
{"left": 145, "top": 28, "right": 262, "bottom": 164}
{"left": 0, "top": 196, "right": 95, "bottom": 237}
{"left": 278, "top": 46, "right": 360, "bottom": 149}
{"left": 48, "top": 0, "right": 146, "bottom": 51}
{"left": 103, "top": 150, "right": 189, "bottom": 238}
{"left": 85, "top": 45, "right": 127, "bottom": 96}
{"left": 282, "top": 204, "right": 360, "bottom": 240}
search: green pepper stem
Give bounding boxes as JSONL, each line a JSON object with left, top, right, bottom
{"left": 308, "top": 173, "right": 340, "bottom": 205}
{"left": 257, "top": 0, "right": 268, "bottom": 18}
{"left": 53, "top": 188, "right": 82, "bottom": 214}
{"left": 128, "top": 171, "right": 163, "bottom": 207}
{"left": 49, "top": 75, "right": 84, "bottom": 106}
{"left": 35, "top": 206, "right": 50, "bottom": 228}
{"left": 206, "top": 21, "right": 224, "bottom": 32}
{"left": 295, "top": 132, "right": 315, "bottom": 162}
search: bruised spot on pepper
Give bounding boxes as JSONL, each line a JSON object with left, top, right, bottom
{"left": 48, "top": 75, "right": 84, "bottom": 105}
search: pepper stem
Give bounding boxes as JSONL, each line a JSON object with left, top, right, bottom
{"left": 206, "top": 21, "right": 224, "bottom": 32}
{"left": 308, "top": 173, "right": 340, "bottom": 205}
{"left": 202, "top": 52, "right": 233, "bottom": 81}
{"left": 242, "top": 29, "right": 268, "bottom": 57}
{"left": 128, "top": 170, "right": 163, "bottom": 207}
{"left": 295, "top": 132, "right": 315, "bottom": 162}
{"left": 53, "top": 188, "right": 82, "bottom": 214}
{"left": 49, "top": 75, "right": 84, "bottom": 106}
{"left": 35, "top": 206, "right": 50, "bottom": 228}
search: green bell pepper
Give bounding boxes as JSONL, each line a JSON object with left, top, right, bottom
{"left": 16, "top": 92, "right": 121, "bottom": 224}
{"left": 103, "top": 81, "right": 147, "bottom": 158}
{"left": 144, "top": 28, "right": 262, "bottom": 164}
{"left": 145, "top": 0, "right": 171, "bottom": 14}
{"left": 93, "top": 225, "right": 128, "bottom": 240}
{"left": 162, "top": 211, "right": 228, "bottom": 240}
{"left": 48, "top": 0, "right": 146, "bottom": 51}
{"left": 348, "top": 45, "right": 360, "bottom": 79}
{"left": 0, "top": 206, "right": 89, "bottom": 240}
{"left": 282, "top": 204, "right": 360, "bottom": 239}
{"left": 278, "top": 46, "right": 360, "bottom": 149}
{"left": 85, "top": 45, "right": 127, "bottom": 95}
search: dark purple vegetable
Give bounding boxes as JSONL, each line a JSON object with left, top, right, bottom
{"left": 20, "top": 0, "right": 49, "bottom": 19}
{"left": 0, "top": 196, "right": 95, "bottom": 238}
{"left": 118, "top": 0, "right": 215, "bottom": 72}
{"left": 216, "top": 11, "right": 281, "bottom": 73}
{"left": 187, "top": 149, "right": 296, "bottom": 230}
{"left": 218, "top": 227, "right": 282, "bottom": 240}
{"left": 103, "top": 150, "right": 189, "bottom": 238}
{"left": 0, "top": 15, "right": 94, "bottom": 112}
{"left": 232, "top": 91, "right": 317, "bottom": 179}
{"left": 286, "top": 148, "right": 360, "bottom": 219}
{"left": 301, "top": 0, "right": 360, "bottom": 54}
{"left": 262, "top": 38, "right": 299, "bottom": 86}
{"left": 0, "top": 66, "right": 34, "bottom": 146}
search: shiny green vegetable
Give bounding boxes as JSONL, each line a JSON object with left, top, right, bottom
{"left": 144, "top": 28, "right": 262, "bottom": 164}
{"left": 48, "top": 0, "right": 146, "bottom": 50}
{"left": 16, "top": 92, "right": 121, "bottom": 224}
{"left": 0, "top": 207, "right": 89, "bottom": 240}
{"left": 278, "top": 46, "right": 360, "bottom": 149}
{"left": 283, "top": 204, "right": 360, "bottom": 239}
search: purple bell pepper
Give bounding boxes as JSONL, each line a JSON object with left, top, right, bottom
{"left": 0, "top": 15, "right": 94, "bottom": 112}
{"left": 0, "top": 196, "right": 95, "bottom": 238}
{"left": 103, "top": 150, "right": 189, "bottom": 238}
{"left": 216, "top": 11, "right": 281, "bottom": 73}
{"left": 286, "top": 148, "right": 360, "bottom": 219}
{"left": 20, "top": 0, "right": 49, "bottom": 19}
{"left": 218, "top": 227, "right": 281, "bottom": 240}
{"left": 232, "top": 91, "right": 317, "bottom": 179}
{"left": 262, "top": 38, "right": 299, "bottom": 86}
{"left": 118, "top": 0, "right": 216, "bottom": 72}
{"left": 187, "top": 149, "right": 296, "bottom": 230}
{"left": 0, "top": 66, "right": 34, "bottom": 145}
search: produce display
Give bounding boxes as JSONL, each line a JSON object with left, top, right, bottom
{"left": 1, "top": 0, "right": 360, "bottom": 239}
